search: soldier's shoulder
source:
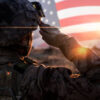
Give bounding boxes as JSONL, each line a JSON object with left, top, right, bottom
{"left": 86, "top": 68, "right": 100, "bottom": 84}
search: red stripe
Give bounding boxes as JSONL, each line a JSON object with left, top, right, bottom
{"left": 56, "top": 0, "right": 100, "bottom": 11}
{"left": 60, "top": 15, "right": 100, "bottom": 27}
{"left": 69, "top": 31, "right": 100, "bottom": 41}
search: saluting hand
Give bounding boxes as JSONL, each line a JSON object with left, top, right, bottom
{"left": 39, "top": 22, "right": 63, "bottom": 47}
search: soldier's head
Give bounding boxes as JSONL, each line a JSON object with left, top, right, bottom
{"left": 0, "top": 0, "right": 39, "bottom": 56}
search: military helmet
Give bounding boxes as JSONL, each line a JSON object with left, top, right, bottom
{"left": 0, "top": 0, "right": 39, "bottom": 56}
{"left": 0, "top": 0, "right": 39, "bottom": 25}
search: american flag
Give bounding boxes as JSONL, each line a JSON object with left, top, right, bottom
{"left": 29, "top": 0, "right": 100, "bottom": 48}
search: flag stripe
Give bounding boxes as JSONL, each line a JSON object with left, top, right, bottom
{"left": 57, "top": 6, "right": 100, "bottom": 19}
{"left": 55, "top": 0, "right": 64, "bottom": 3}
{"left": 55, "top": 0, "right": 100, "bottom": 48}
{"left": 56, "top": 0, "right": 100, "bottom": 11}
{"left": 80, "top": 39, "right": 100, "bottom": 48}
{"left": 60, "top": 15, "right": 100, "bottom": 27}
{"left": 80, "top": 40, "right": 100, "bottom": 48}
{"left": 60, "top": 23, "right": 100, "bottom": 34}
{"left": 69, "top": 31, "right": 100, "bottom": 41}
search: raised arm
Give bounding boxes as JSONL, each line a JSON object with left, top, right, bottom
{"left": 39, "top": 22, "right": 100, "bottom": 75}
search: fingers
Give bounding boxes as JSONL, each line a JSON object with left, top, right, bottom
{"left": 39, "top": 22, "right": 50, "bottom": 31}
{"left": 39, "top": 22, "right": 62, "bottom": 46}
{"left": 39, "top": 21, "right": 58, "bottom": 32}
{"left": 39, "top": 30, "right": 47, "bottom": 37}
{"left": 39, "top": 30, "right": 49, "bottom": 42}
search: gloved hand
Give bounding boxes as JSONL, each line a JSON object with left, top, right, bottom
{"left": 39, "top": 22, "right": 69, "bottom": 47}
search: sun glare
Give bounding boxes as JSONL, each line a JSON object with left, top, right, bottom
{"left": 75, "top": 47, "right": 88, "bottom": 57}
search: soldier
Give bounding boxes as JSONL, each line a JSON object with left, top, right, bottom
{"left": 0, "top": 0, "right": 100, "bottom": 100}
{"left": 0, "top": 0, "right": 39, "bottom": 99}
{"left": 39, "top": 22, "right": 100, "bottom": 100}
{"left": 19, "top": 22, "right": 100, "bottom": 100}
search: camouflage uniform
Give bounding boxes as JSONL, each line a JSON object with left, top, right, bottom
{"left": 19, "top": 23, "right": 100, "bottom": 100}
{"left": 0, "top": 0, "right": 38, "bottom": 98}
{"left": 1, "top": 0, "right": 100, "bottom": 99}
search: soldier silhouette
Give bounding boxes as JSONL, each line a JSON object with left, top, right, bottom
{"left": 0, "top": 0, "right": 39, "bottom": 99}
{"left": 0, "top": 0, "right": 100, "bottom": 100}
{"left": 19, "top": 22, "right": 100, "bottom": 100}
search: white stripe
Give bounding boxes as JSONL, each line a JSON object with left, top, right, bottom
{"left": 55, "top": 0, "right": 65, "bottom": 3}
{"left": 58, "top": 6, "right": 100, "bottom": 19}
{"left": 80, "top": 40, "right": 100, "bottom": 48}
{"left": 60, "top": 22, "right": 100, "bottom": 34}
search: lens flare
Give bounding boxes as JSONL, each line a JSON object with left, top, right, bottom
{"left": 72, "top": 47, "right": 88, "bottom": 58}
{"left": 76, "top": 47, "right": 88, "bottom": 55}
